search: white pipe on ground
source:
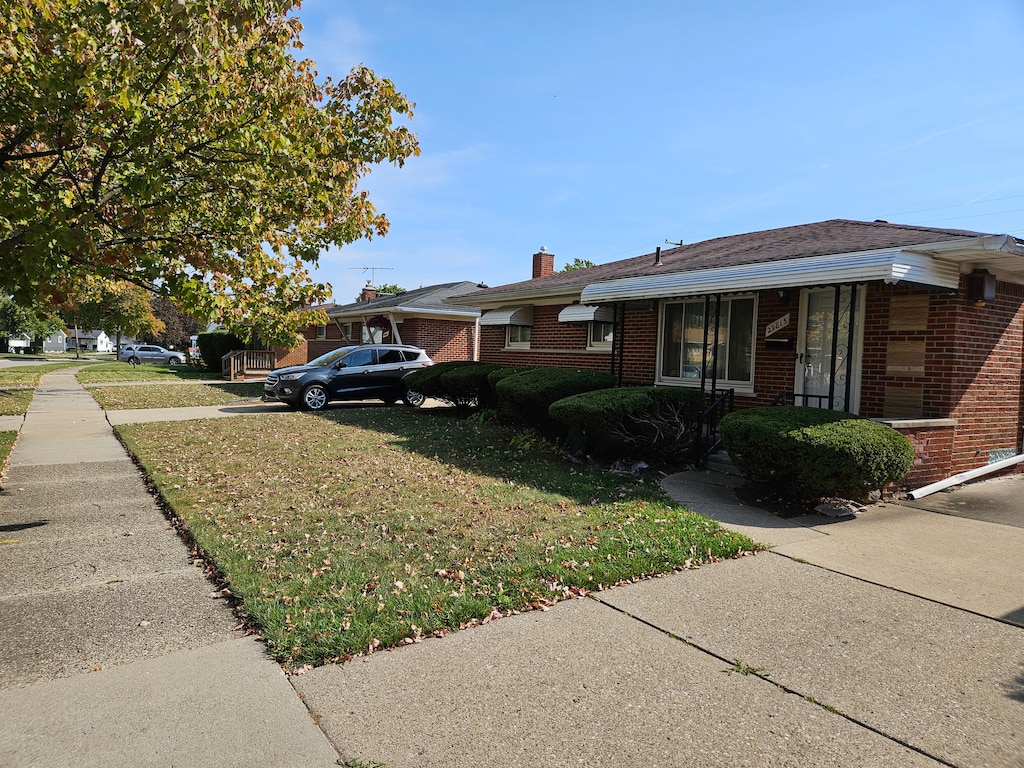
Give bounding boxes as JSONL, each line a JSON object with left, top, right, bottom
{"left": 908, "top": 452, "right": 1024, "bottom": 499}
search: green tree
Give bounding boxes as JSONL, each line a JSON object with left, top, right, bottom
{"left": 63, "top": 278, "right": 164, "bottom": 354}
{"left": 0, "top": 295, "right": 62, "bottom": 346}
{"left": 558, "top": 258, "right": 597, "bottom": 272}
{"left": 0, "top": 0, "right": 419, "bottom": 348}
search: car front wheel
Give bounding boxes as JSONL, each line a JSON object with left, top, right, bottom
{"left": 301, "top": 384, "right": 329, "bottom": 411}
{"left": 403, "top": 389, "right": 425, "bottom": 408}
{"left": 128, "top": 356, "right": 140, "bottom": 366}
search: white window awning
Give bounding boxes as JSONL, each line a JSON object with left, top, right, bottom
{"left": 479, "top": 306, "right": 534, "bottom": 326}
{"left": 580, "top": 249, "right": 962, "bottom": 304}
{"left": 557, "top": 305, "right": 615, "bottom": 324}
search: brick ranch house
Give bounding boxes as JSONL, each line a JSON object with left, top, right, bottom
{"left": 274, "top": 281, "right": 482, "bottom": 369}
{"left": 453, "top": 219, "right": 1024, "bottom": 492}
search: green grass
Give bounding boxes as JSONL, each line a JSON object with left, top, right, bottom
{"left": 88, "top": 382, "right": 264, "bottom": 409}
{"left": 117, "top": 408, "right": 758, "bottom": 669}
{"left": 0, "top": 363, "right": 88, "bottom": 415}
{"left": 0, "top": 430, "right": 17, "bottom": 470}
{"left": 77, "top": 362, "right": 219, "bottom": 383}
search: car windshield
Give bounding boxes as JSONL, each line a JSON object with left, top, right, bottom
{"left": 307, "top": 347, "right": 357, "bottom": 368}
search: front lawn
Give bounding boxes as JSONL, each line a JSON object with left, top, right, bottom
{"left": 77, "top": 362, "right": 219, "bottom": 383}
{"left": 88, "top": 382, "right": 264, "bottom": 409}
{"left": 117, "top": 408, "right": 758, "bottom": 668}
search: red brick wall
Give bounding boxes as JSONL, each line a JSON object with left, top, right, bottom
{"left": 890, "top": 424, "right": 956, "bottom": 490}
{"left": 748, "top": 290, "right": 799, "bottom": 407}
{"left": 860, "top": 279, "right": 1024, "bottom": 479}
{"left": 399, "top": 318, "right": 477, "bottom": 362}
{"left": 947, "top": 280, "right": 1024, "bottom": 474}
{"left": 275, "top": 338, "right": 307, "bottom": 368}
{"left": 481, "top": 304, "right": 661, "bottom": 383}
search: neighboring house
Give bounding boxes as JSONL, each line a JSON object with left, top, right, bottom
{"left": 6, "top": 333, "right": 32, "bottom": 353}
{"left": 274, "top": 282, "right": 483, "bottom": 368}
{"left": 41, "top": 329, "right": 68, "bottom": 353}
{"left": 67, "top": 329, "right": 115, "bottom": 353}
{"left": 453, "top": 220, "right": 1024, "bottom": 491}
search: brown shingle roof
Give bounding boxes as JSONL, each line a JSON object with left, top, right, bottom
{"left": 464, "top": 219, "right": 990, "bottom": 300}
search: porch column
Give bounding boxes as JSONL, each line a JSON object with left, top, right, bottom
{"left": 843, "top": 283, "right": 858, "bottom": 412}
{"left": 829, "top": 285, "right": 841, "bottom": 408}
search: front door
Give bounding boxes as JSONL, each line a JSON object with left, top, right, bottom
{"left": 794, "top": 286, "right": 861, "bottom": 412}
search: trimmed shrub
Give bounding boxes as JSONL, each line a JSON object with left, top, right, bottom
{"left": 550, "top": 386, "right": 705, "bottom": 462}
{"left": 486, "top": 366, "right": 532, "bottom": 391}
{"left": 438, "top": 362, "right": 503, "bottom": 410}
{"left": 495, "top": 367, "right": 616, "bottom": 432}
{"left": 401, "top": 360, "right": 479, "bottom": 408}
{"left": 197, "top": 331, "right": 244, "bottom": 373}
{"left": 720, "top": 406, "right": 914, "bottom": 501}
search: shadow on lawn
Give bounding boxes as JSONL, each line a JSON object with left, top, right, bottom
{"left": 316, "top": 404, "right": 678, "bottom": 506}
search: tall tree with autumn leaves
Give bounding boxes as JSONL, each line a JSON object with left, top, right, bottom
{"left": 0, "top": 0, "right": 418, "bottom": 347}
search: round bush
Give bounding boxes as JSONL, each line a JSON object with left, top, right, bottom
{"left": 720, "top": 406, "right": 914, "bottom": 501}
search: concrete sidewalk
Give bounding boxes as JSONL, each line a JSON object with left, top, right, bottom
{"left": 0, "top": 369, "right": 339, "bottom": 767}
{"left": 2, "top": 370, "right": 1022, "bottom": 767}
{"left": 294, "top": 468, "right": 1024, "bottom": 768}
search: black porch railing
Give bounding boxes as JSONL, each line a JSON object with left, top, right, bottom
{"left": 694, "top": 388, "right": 734, "bottom": 468}
{"left": 772, "top": 391, "right": 846, "bottom": 411}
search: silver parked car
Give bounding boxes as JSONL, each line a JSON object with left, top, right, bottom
{"left": 118, "top": 344, "right": 186, "bottom": 365}
{"left": 263, "top": 344, "right": 432, "bottom": 410}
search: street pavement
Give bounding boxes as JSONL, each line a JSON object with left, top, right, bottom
{"left": 1, "top": 368, "right": 1022, "bottom": 767}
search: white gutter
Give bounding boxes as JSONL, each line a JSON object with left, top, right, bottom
{"left": 908, "top": 453, "right": 1024, "bottom": 499}
{"left": 580, "top": 249, "right": 961, "bottom": 304}
{"left": 904, "top": 234, "right": 1024, "bottom": 257}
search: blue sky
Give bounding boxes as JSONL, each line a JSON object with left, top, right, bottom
{"left": 295, "top": 1, "right": 1024, "bottom": 303}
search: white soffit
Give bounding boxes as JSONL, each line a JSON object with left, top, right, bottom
{"left": 579, "top": 249, "right": 962, "bottom": 304}
{"left": 557, "top": 305, "right": 615, "bottom": 323}
{"left": 479, "top": 306, "right": 534, "bottom": 326}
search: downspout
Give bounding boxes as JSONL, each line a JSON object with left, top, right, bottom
{"left": 474, "top": 317, "right": 480, "bottom": 361}
{"left": 908, "top": 452, "right": 1024, "bottom": 499}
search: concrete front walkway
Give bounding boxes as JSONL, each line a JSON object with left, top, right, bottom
{"left": 2, "top": 370, "right": 1022, "bottom": 767}
{"left": 0, "top": 369, "right": 338, "bottom": 767}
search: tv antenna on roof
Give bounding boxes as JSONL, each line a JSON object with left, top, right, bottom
{"left": 665, "top": 239, "right": 684, "bottom": 247}
{"left": 348, "top": 265, "right": 394, "bottom": 285}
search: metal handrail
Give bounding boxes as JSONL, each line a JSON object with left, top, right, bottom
{"left": 694, "top": 388, "right": 734, "bottom": 468}
{"left": 772, "top": 391, "right": 842, "bottom": 410}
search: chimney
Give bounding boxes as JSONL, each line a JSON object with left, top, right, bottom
{"left": 360, "top": 282, "right": 377, "bottom": 302}
{"left": 532, "top": 247, "right": 555, "bottom": 279}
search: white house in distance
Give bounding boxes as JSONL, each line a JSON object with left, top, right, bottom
{"left": 66, "top": 329, "right": 115, "bottom": 353}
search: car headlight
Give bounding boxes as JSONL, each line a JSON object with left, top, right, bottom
{"left": 278, "top": 372, "right": 303, "bottom": 381}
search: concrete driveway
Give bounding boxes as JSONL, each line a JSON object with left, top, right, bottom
{"left": 899, "top": 473, "right": 1024, "bottom": 528}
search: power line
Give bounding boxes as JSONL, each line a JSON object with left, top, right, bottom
{"left": 888, "top": 192, "right": 1024, "bottom": 217}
